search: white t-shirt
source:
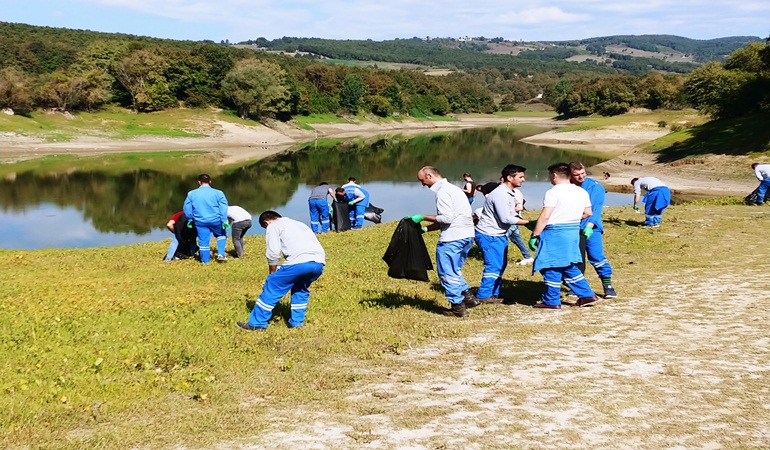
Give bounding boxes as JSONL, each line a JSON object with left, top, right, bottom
{"left": 543, "top": 184, "right": 591, "bottom": 225}
{"left": 227, "top": 205, "right": 252, "bottom": 223}
{"left": 633, "top": 177, "right": 666, "bottom": 195}
{"left": 754, "top": 164, "right": 770, "bottom": 181}
{"left": 430, "top": 178, "right": 475, "bottom": 242}
{"left": 265, "top": 217, "right": 326, "bottom": 266}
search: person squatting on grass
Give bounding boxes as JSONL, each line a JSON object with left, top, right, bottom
{"left": 530, "top": 163, "right": 598, "bottom": 309}
{"left": 237, "top": 211, "right": 326, "bottom": 331}
{"left": 183, "top": 174, "right": 229, "bottom": 263}
{"left": 751, "top": 163, "right": 770, "bottom": 205}
{"left": 227, "top": 205, "right": 252, "bottom": 258}
{"left": 308, "top": 182, "right": 335, "bottom": 233}
{"left": 407, "top": 166, "right": 478, "bottom": 317}
{"left": 631, "top": 176, "right": 671, "bottom": 228}
{"left": 341, "top": 177, "right": 370, "bottom": 229}
{"left": 473, "top": 164, "right": 535, "bottom": 304}
{"left": 569, "top": 162, "right": 617, "bottom": 299}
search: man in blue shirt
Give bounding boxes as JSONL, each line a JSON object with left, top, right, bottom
{"left": 183, "top": 174, "right": 229, "bottom": 264}
{"left": 570, "top": 162, "right": 617, "bottom": 299}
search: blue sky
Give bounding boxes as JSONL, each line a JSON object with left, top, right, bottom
{"left": 3, "top": 0, "right": 768, "bottom": 43}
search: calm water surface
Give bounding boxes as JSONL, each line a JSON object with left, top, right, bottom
{"left": 0, "top": 127, "right": 633, "bottom": 250}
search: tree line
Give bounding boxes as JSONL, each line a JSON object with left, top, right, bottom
{"left": 0, "top": 22, "right": 767, "bottom": 121}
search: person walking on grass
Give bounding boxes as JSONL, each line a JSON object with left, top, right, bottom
{"left": 308, "top": 182, "right": 335, "bottom": 233}
{"left": 751, "top": 163, "right": 770, "bottom": 205}
{"left": 227, "top": 205, "right": 252, "bottom": 258}
{"left": 569, "top": 162, "right": 617, "bottom": 299}
{"left": 631, "top": 176, "right": 671, "bottom": 228}
{"left": 530, "top": 163, "right": 598, "bottom": 309}
{"left": 183, "top": 174, "right": 229, "bottom": 264}
{"left": 473, "top": 164, "right": 535, "bottom": 304}
{"left": 406, "top": 166, "right": 478, "bottom": 317}
{"left": 237, "top": 211, "right": 326, "bottom": 331}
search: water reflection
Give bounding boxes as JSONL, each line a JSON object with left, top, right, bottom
{"left": 0, "top": 127, "right": 631, "bottom": 250}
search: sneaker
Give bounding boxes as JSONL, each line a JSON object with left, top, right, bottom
{"left": 603, "top": 285, "right": 617, "bottom": 299}
{"left": 478, "top": 296, "right": 505, "bottom": 305}
{"left": 516, "top": 257, "right": 534, "bottom": 266}
{"left": 462, "top": 289, "right": 480, "bottom": 308}
{"left": 574, "top": 296, "right": 600, "bottom": 307}
{"left": 236, "top": 321, "right": 264, "bottom": 331}
{"left": 216, "top": 254, "right": 228, "bottom": 262}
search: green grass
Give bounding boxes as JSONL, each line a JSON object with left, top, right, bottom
{"left": 1, "top": 200, "right": 764, "bottom": 448}
{"left": 555, "top": 109, "right": 705, "bottom": 133}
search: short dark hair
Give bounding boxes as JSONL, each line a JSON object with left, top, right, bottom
{"left": 319, "top": 181, "right": 329, "bottom": 186}
{"left": 569, "top": 161, "right": 585, "bottom": 171}
{"left": 501, "top": 164, "right": 526, "bottom": 179}
{"left": 463, "top": 172, "right": 472, "bottom": 178}
{"left": 258, "top": 210, "right": 281, "bottom": 228}
{"left": 198, "top": 174, "right": 212, "bottom": 183}
{"left": 630, "top": 177, "right": 639, "bottom": 186}
{"left": 752, "top": 163, "right": 759, "bottom": 169}
{"left": 547, "top": 163, "right": 570, "bottom": 177}
{"left": 335, "top": 187, "right": 345, "bottom": 193}
{"left": 347, "top": 177, "right": 356, "bottom": 182}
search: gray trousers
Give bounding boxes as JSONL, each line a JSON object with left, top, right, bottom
{"left": 231, "top": 219, "right": 252, "bottom": 257}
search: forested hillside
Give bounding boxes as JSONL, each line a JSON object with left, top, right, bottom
{"left": 0, "top": 22, "right": 767, "bottom": 122}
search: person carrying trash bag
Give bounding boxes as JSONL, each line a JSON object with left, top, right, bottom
{"left": 382, "top": 218, "right": 433, "bottom": 282}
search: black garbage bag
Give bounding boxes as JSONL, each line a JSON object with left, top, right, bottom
{"left": 331, "top": 201, "right": 351, "bottom": 232}
{"left": 745, "top": 186, "right": 770, "bottom": 205}
{"left": 382, "top": 219, "right": 433, "bottom": 282}
{"left": 364, "top": 203, "right": 384, "bottom": 224}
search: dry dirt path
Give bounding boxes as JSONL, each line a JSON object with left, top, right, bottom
{"left": 219, "top": 206, "right": 770, "bottom": 449}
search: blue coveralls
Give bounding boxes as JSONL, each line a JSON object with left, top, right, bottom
{"left": 248, "top": 262, "right": 325, "bottom": 328}
{"left": 308, "top": 184, "right": 331, "bottom": 233}
{"left": 474, "top": 233, "right": 508, "bottom": 299}
{"left": 580, "top": 178, "right": 612, "bottom": 280}
{"left": 643, "top": 186, "right": 672, "bottom": 226}
{"left": 533, "top": 224, "right": 595, "bottom": 306}
{"left": 183, "top": 185, "right": 228, "bottom": 263}
{"left": 343, "top": 184, "right": 370, "bottom": 229}
{"left": 436, "top": 238, "right": 474, "bottom": 305}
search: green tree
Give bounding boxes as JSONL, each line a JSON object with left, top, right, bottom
{"left": 112, "top": 48, "right": 175, "bottom": 111}
{"left": 0, "top": 68, "right": 33, "bottom": 113}
{"left": 221, "top": 59, "right": 289, "bottom": 119}
{"left": 339, "top": 74, "right": 366, "bottom": 113}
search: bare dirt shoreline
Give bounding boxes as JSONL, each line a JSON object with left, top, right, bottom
{"left": 0, "top": 114, "right": 758, "bottom": 196}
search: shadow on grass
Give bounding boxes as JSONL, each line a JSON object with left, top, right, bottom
{"left": 605, "top": 217, "right": 649, "bottom": 227}
{"left": 499, "top": 279, "right": 543, "bottom": 306}
{"left": 361, "top": 291, "right": 447, "bottom": 315}
{"left": 654, "top": 113, "right": 770, "bottom": 164}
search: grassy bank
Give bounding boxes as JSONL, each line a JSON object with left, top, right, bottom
{"left": 2, "top": 199, "right": 770, "bottom": 448}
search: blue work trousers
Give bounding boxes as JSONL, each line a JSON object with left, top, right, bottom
{"left": 248, "top": 261, "right": 324, "bottom": 329}
{"left": 757, "top": 178, "right": 770, "bottom": 204}
{"left": 349, "top": 203, "right": 366, "bottom": 229}
{"left": 506, "top": 225, "right": 531, "bottom": 259}
{"left": 540, "top": 264, "right": 595, "bottom": 306}
{"left": 585, "top": 231, "right": 613, "bottom": 280}
{"left": 164, "top": 234, "right": 179, "bottom": 261}
{"left": 435, "top": 237, "right": 473, "bottom": 305}
{"left": 308, "top": 199, "right": 330, "bottom": 233}
{"left": 196, "top": 222, "right": 226, "bottom": 263}
{"left": 475, "top": 233, "right": 508, "bottom": 299}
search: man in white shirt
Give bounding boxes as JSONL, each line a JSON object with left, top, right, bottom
{"left": 474, "top": 164, "right": 534, "bottom": 303}
{"left": 407, "top": 166, "right": 477, "bottom": 317}
{"left": 236, "top": 211, "right": 326, "bottom": 331}
{"left": 530, "top": 163, "right": 598, "bottom": 309}
{"left": 751, "top": 163, "right": 770, "bottom": 205}
{"left": 631, "top": 176, "right": 671, "bottom": 228}
{"left": 227, "top": 205, "right": 252, "bottom": 258}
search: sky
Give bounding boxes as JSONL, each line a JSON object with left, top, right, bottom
{"left": 2, "top": 0, "right": 768, "bottom": 43}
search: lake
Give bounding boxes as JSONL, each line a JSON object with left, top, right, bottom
{"left": 0, "top": 126, "right": 633, "bottom": 250}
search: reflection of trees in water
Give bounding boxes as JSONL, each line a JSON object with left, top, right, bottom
{"left": 0, "top": 128, "right": 608, "bottom": 234}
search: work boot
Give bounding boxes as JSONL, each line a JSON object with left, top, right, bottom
{"left": 462, "top": 289, "right": 480, "bottom": 308}
{"left": 442, "top": 302, "right": 467, "bottom": 317}
{"left": 603, "top": 285, "right": 617, "bottom": 299}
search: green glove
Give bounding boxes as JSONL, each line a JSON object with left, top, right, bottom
{"left": 420, "top": 226, "right": 427, "bottom": 234}
{"left": 528, "top": 236, "right": 539, "bottom": 251}
{"left": 523, "top": 221, "right": 537, "bottom": 231}
{"left": 404, "top": 214, "right": 424, "bottom": 223}
{"left": 633, "top": 205, "right": 639, "bottom": 211}
{"left": 186, "top": 221, "right": 193, "bottom": 228}
{"left": 348, "top": 201, "right": 355, "bottom": 206}
{"left": 222, "top": 222, "right": 231, "bottom": 231}
{"left": 328, "top": 206, "right": 333, "bottom": 214}
{"left": 581, "top": 226, "right": 594, "bottom": 240}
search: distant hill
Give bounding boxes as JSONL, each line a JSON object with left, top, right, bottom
{"left": 243, "top": 34, "right": 761, "bottom": 75}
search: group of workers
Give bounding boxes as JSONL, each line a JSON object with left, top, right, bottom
{"left": 164, "top": 174, "right": 253, "bottom": 263}
{"left": 308, "top": 177, "right": 371, "bottom": 233}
